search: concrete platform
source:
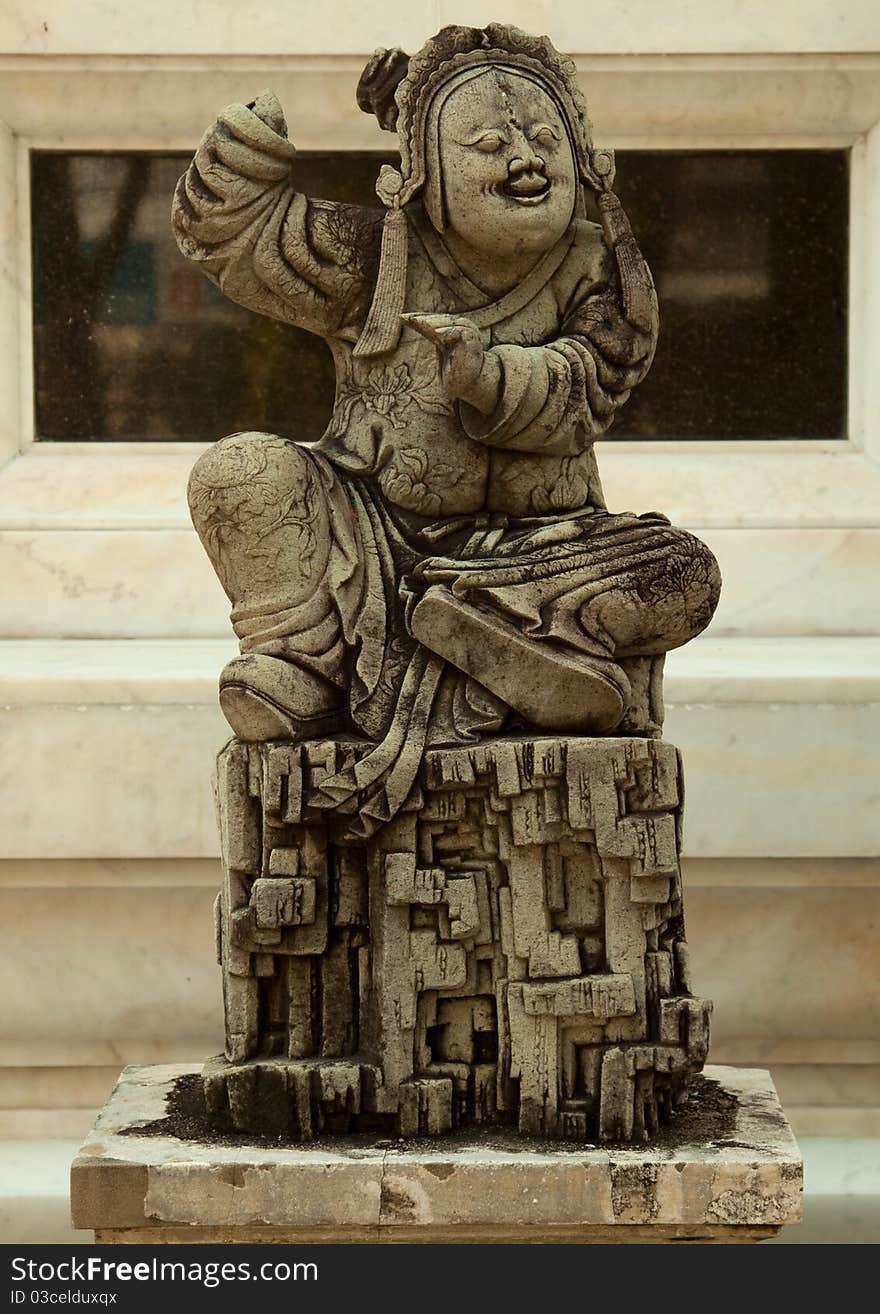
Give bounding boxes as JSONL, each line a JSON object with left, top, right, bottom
{"left": 71, "top": 1063, "right": 802, "bottom": 1243}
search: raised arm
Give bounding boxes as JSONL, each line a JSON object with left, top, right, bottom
{"left": 406, "top": 195, "right": 658, "bottom": 455}
{"left": 172, "top": 91, "right": 383, "bottom": 341}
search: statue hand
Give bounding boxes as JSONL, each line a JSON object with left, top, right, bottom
{"left": 199, "top": 91, "right": 297, "bottom": 185}
{"left": 402, "top": 314, "right": 497, "bottom": 410}
{"left": 248, "top": 90, "right": 288, "bottom": 138}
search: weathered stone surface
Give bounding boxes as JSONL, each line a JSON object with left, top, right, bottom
{"left": 206, "top": 734, "right": 709, "bottom": 1141}
{"left": 71, "top": 1064, "right": 802, "bottom": 1243}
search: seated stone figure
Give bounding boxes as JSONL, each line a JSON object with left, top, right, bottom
{"left": 174, "top": 23, "right": 720, "bottom": 830}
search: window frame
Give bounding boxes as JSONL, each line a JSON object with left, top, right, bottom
{"left": 0, "top": 52, "right": 879, "bottom": 541}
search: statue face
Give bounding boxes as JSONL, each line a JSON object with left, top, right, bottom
{"left": 435, "top": 69, "right": 577, "bottom": 261}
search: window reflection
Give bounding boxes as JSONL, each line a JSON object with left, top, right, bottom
{"left": 31, "top": 148, "right": 848, "bottom": 442}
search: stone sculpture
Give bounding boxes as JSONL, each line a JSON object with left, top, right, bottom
{"left": 174, "top": 22, "right": 721, "bottom": 1141}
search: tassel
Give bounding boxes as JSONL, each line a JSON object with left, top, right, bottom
{"left": 353, "top": 206, "right": 407, "bottom": 357}
{"left": 615, "top": 240, "right": 656, "bottom": 336}
{"left": 353, "top": 164, "right": 410, "bottom": 358}
{"left": 597, "top": 190, "right": 657, "bottom": 337}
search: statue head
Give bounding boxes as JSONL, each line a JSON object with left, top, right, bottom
{"left": 357, "top": 23, "right": 613, "bottom": 244}
{"left": 353, "top": 25, "right": 614, "bottom": 354}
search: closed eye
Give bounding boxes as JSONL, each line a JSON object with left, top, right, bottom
{"left": 464, "top": 130, "right": 507, "bottom": 153}
{"left": 529, "top": 123, "right": 561, "bottom": 147}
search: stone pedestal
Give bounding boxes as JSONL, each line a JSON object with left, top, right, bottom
{"left": 209, "top": 736, "right": 709, "bottom": 1142}
{"left": 70, "top": 1064, "right": 802, "bottom": 1244}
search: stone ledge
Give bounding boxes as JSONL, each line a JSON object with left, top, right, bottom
{"left": 1, "top": 638, "right": 877, "bottom": 858}
{"left": 2, "top": 636, "right": 878, "bottom": 704}
{"left": 70, "top": 1063, "right": 802, "bottom": 1243}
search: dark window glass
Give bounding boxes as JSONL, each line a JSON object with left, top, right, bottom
{"left": 613, "top": 151, "right": 848, "bottom": 439}
{"left": 31, "top": 148, "right": 848, "bottom": 442}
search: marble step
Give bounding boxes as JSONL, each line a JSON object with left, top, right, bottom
{"left": 3, "top": 525, "right": 879, "bottom": 639}
{"left": 0, "top": 636, "right": 876, "bottom": 859}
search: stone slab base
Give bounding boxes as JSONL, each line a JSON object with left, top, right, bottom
{"left": 71, "top": 1063, "right": 802, "bottom": 1244}
{"left": 93, "top": 1223, "right": 779, "bottom": 1244}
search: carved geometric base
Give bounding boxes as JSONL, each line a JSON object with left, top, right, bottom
{"left": 211, "top": 735, "right": 711, "bottom": 1141}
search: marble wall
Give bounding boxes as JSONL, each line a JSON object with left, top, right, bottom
{"left": 0, "top": 639, "right": 877, "bottom": 1139}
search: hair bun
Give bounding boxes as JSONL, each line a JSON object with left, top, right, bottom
{"left": 356, "top": 47, "right": 410, "bottom": 132}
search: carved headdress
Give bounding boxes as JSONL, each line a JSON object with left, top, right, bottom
{"left": 353, "top": 24, "right": 615, "bottom": 356}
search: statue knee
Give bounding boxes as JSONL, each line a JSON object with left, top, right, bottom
{"left": 685, "top": 535, "right": 722, "bottom": 636}
{"left": 188, "top": 431, "right": 312, "bottom": 534}
{"left": 603, "top": 531, "right": 721, "bottom": 657}
{"left": 660, "top": 533, "right": 722, "bottom": 648}
{"left": 187, "top": 431, "right": 324, "bottom": 604}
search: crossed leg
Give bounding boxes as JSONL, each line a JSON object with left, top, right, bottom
{"left": 188, "top": 432, "right": 355, "bottom": 740}
{"left": 189, "top": 439, "right": 721, "bottom": 742}
{"left": 410, "top": 512, "right": 721, "bottom": 734}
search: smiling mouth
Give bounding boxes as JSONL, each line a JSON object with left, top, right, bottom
{"left": 502, "top": 173, "right": 551, "bottom": 204}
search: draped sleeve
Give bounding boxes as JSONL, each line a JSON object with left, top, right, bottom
{"left": 171, "top": 94, "right": 383, "bottom": 342}
{"left": 460, "top": 205, "right": 659, "bottom": 454}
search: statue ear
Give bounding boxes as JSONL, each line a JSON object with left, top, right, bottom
{"left": 356, "top": 48, "right": 410, "bottom": 131}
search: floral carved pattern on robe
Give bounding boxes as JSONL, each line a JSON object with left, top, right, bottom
{"left": 332, "top": 357, "right": 454, "bottom": 435}
{"left": 188, "top": 436, "right": 320, "bottom": 591}
{"left": 379, "top": 446, "right": 457, "bottom": 516}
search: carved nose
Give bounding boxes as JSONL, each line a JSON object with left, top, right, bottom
{"left": 506, "top": 150, "right": 549, "bottom": 197}
{"left": 509, "top": 150, "right": 544, "bottom": 176}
